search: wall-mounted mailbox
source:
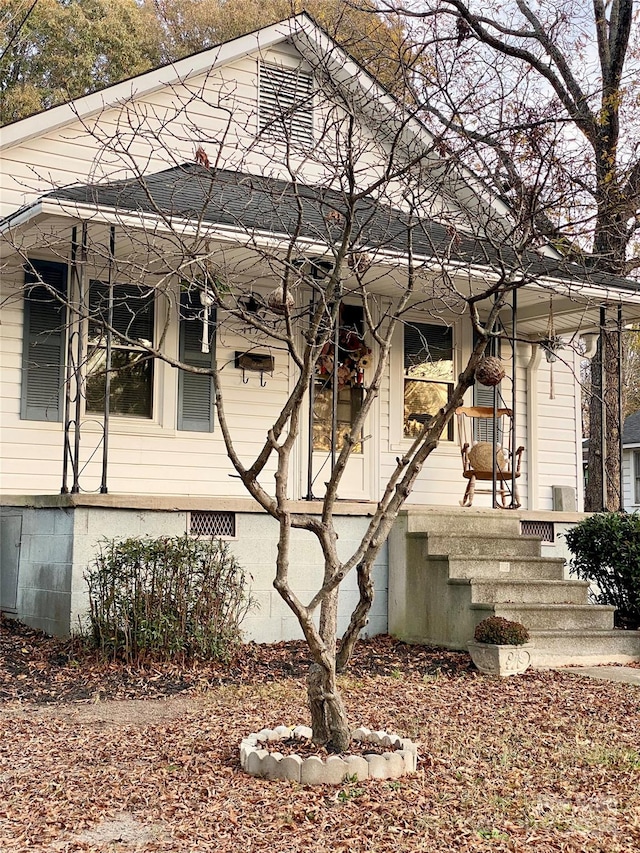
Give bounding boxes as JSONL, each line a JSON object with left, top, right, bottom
{"left": 235, "top": 352, "right": 274, "bottom": 373}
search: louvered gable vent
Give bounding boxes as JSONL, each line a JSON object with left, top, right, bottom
{"left": 259, "top": 61, "right": 313, "bottom": 146}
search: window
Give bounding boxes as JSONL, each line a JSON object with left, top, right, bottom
{"left": 403, "top": 322, "right": 453, "bottom": 439}
{"left": 178, "top": 290, "right": 216, "bottom": 432}
{"left": 21, "top": 260, "right": 68, "bottom": 422}
{"left": 313, "top": 304, "right": 367, "bottom": 453}
{"left": 86, "top": 281, "right": 154, "bottom": 418}
{"left": 259, "top": 61, "right": 313, "bottom": 146}
{"left": 635, "top": 450, "right": 640, "bottom": 504}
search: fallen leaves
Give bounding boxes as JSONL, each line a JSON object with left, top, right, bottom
{"left": 1, "top": 616, "right": 639, "bottom": 852}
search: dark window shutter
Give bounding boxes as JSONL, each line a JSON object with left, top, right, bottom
{"left": 178, "top": 290, "right": 215, "bottom": 432}
{"left": 473, "top": 382, "right": 496, "bottom": 441}
{"left": 21, "top": 260, "right": 67, "bottom": 421}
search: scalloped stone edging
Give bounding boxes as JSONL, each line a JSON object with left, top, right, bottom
{"left": 239, "top": 725, "right": 418, "bottom": 784}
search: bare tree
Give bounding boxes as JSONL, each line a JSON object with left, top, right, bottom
{"left": 1, "top": 27, "right": 608, "bottom": 749}
{"left": 376, "top": 0, "right": 640, "bottom": 510}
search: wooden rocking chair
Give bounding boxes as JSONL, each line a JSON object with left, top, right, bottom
{"left": 455, "top": 406, "right": 524, "bottom": 508}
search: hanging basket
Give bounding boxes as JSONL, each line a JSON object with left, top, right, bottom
{"left": 475, "top": 356, "right": 505, "bottom": 387}
{"left": 267, "top": 285, "right": 295, "bottom": 314}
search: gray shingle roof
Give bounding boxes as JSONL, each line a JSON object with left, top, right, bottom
{"left": 623, "top": 411, "right": 640, "bottom": 446}
{"left": 48, "top": 164, "right": 639, "bottom": 292}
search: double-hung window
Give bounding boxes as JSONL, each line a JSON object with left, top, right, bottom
{"left": 634, "top": 450, "right": 640, "bottom": 505}
{"left": 86, "top": 281, "right": 154, "bottom": 418}
{"left": 403, "top": 322, "right": 454, "bottom": 440}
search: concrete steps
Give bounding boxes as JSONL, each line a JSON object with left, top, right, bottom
{"left": 422, "top": 532, "right": 542, "bottom": 558}
{"left": 444, "top": 555, "right": 566, "bottom": 580}
{"left": 471, "top": 602, "right": 616, "bottom": 631}
{"left": 452, "top": 577, "right": 590, "bottom": 605}
{"left": 528, "top": 630, "right": 640, "bottom": 667}
{"left": 389, "top": 508, "right": 640, "bottom": 666}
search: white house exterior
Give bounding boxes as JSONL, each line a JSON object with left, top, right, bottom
{"left": 2, "top": 15, "right": 640, "bottom": 646}
{"left": 622, "top": 411, "right": 640, "bottom": 512}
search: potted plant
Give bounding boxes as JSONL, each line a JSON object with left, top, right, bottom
{"left": 468, "top": 616, "right": 532, "bottom": 676}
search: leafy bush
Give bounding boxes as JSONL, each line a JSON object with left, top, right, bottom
{"left": 84, "top": 536, "right": 255, "bottom": 663}
{"left": 473, "top": 616, "right": 530, "bottom": 645}
{"left": 564, "top": 512, "right": 640, "bottom": 629}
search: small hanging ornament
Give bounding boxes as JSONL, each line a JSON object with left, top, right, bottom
{"left": 267, "top": 284, "right": 295, "bottom": 314}
{"left": 199, "top": 288, "right": 215, "bottom": 354}
{"left": 348, "top": 251, "right": 372, "bottom": 276}
{"left": 475, "top": 356, "right": 505, "bottom": 387}
{"left": 540, "top": 295, "right": 564, "bottom": 399}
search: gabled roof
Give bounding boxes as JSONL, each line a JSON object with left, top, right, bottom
{"left": 623, "top": 411, "right": 640, "bottom": 446}
{"left": 8, "top": 163, "right": 638, "bottom": 297}
{"left": 0, "top": 13, "right": 517, "bottom": 235}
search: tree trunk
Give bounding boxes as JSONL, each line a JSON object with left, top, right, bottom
{"left": 336, "top": 559, "right": 374, "bottom": 672}
{"left": 305, "top": 584, "right": 351, "bottom": 751}
{"left": 585, "top": 338, "right": 605, "bottom": 512}
{"left": 585, "top": 323, "right": 622, "bottom": 512}
{"left": 307, "top": 661, "right": 351, "bottom": 752}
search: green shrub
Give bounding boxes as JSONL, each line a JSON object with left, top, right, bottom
{"left": 84, "top": 535, "right": 255, "bottom": 663}
{"left": 564, "top": 512, "right": 640, "bottom": 629}
{"left": 473, "top": 616, "right": 530, "bottom": 645}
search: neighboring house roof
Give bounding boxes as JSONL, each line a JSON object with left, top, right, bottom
{"left": 9, "top": 163, "right": 638, "bottom": 296}
{"left": 623, "top": 411, "right": 640, "bottom": 447}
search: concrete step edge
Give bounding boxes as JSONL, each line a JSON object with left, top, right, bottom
{"left": 469, "top": 578, "right": 589, "bottom": 587}
{"left": 471, "top": 603, "right": 616, "bottom": 612}
{"left": 528, "top": 628, "right": 640, "bottom": 638}
{"left": 409, "top": 532, "right": 542, "bottom": 542}
{"left": 446, "top": 555, "right": 566, "bottom": 566}
{"left": 448, "top": 578, "right": 588, "bottom": 588}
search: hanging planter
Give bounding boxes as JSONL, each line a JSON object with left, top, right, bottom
{"left": 475, "top": 356, "right": 505, "bottom": 387}
{"left": 540, "top": 335, "right": 564, "bottom": 363}
{"left": 267, "top": 284, "right": 295, "bottom": 314}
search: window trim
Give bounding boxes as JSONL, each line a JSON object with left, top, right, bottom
{"left": 634, "top": 449, "right": 640, "bottom": 505}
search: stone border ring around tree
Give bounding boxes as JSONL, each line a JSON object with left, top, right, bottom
{"left": 240, "top": 725, "right": 418, "bottom": 784}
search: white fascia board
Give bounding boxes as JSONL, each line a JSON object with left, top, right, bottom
{"left": 0, "top": 200, "right": 43, "bottom": 233}
{"left": 0, "top": 16, "right": 308, "bottom": 152}
{"left": 526, "top": 274, "right": 640, "bottom": 306}
{"left": 2, "top": 198, "right": 470, "bottom": 274}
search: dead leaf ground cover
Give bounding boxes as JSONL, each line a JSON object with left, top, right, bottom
{"left": 1, "top": 616, "right": 639, "bottom": 853}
